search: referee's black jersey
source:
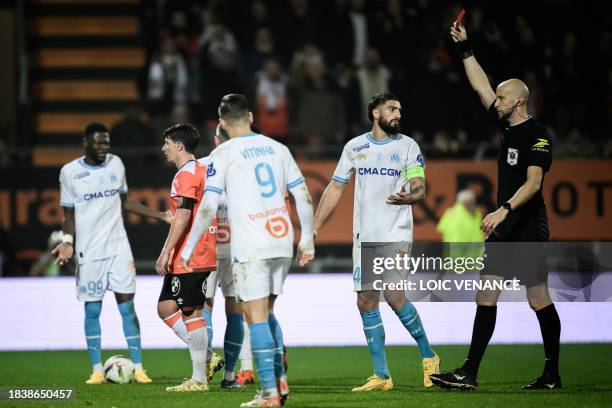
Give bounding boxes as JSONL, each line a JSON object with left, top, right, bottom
{"left": 489, "top": 103, "right": 553, "bottom": 210}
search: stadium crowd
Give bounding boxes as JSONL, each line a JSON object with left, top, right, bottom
{"left": 121, "top": 0, "right": 612, "bottom": 159}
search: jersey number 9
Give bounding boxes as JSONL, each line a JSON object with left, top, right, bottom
{"left": 255, "top": 162, "right": 278, "bottom": 198}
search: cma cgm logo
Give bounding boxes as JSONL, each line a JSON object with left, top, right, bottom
{"left": 84, "top": 188, "right": 121, "bottom": 200}
{"left": 358, "top": 167, "right": 401, "bottom": 177}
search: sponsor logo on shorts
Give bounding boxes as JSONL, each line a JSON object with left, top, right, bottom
{"left": 171, "top": 276, "right": 180, "bottom": 296}
{"left": 201, "top": 280, "right": 207, "bottom": 294}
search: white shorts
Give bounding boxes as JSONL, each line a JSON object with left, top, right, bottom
{"left": 205, "top": 257, "right": 236, "bottom": 298}
{"left": 233, "top": 257, "right": 292, "bottom": 302}
{"left": 353, "top": 240, "right": 411, "bottom": 292}
{"left": 76, "top": 244, "right": 136, "bottom": 302}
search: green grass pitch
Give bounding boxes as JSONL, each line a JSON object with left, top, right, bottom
{"left": 1, "top": 345, "right": 611, "bottom": 407}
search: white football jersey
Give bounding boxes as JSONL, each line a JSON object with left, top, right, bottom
{"left": 198, "top": 156, "right": 231, "bottom": 259}
{"left": 203, "top": 133, "right": 305, "bottom": 262}
{"left": 333, "top": 132, "right": 425, "bottom": 242}
{"left": 59, "top": 154, "right": 130, "bottom": 263}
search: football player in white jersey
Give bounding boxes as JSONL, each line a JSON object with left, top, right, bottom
{"left": 313, "top": 92, "right": 440, "bottom": 391}
{"left": 181, "top": 94, "right": 315, "bottom": 407}
{"left": 52, "top": 123, "right": 171, "bottom": 384}
{"left": 195, "top": 125, "right": 246, "bottom": 389}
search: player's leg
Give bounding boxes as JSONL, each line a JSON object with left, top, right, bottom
{"left": 352, "top": 240, "right": 392, "bottom": 391}
{"left": 204, "top": 298, "right": 214, "bottom": 352}
{"left": 237, "top": 316, "right": 255, "bottom": 384}
{"left": 203, "top": 270, "right": 224, "bottom": 382}
{"left": 166, "top": 273, "right": 209, "bottom": 392}
{"left": 384, "top": 289, "right": 438, "bottom": 387}
{"left": 351, "top": 289, "right": 393, "bottom": 391}
{"left": 221, "top": 296, "right": 244, "bottom": 388}
{"left": 219, "top": 257, "right": 244, "bottom": 386}
{"left": 109, "top": 247, "right": 151, "bottom": 383}
{"left": 522, "top": 281, "right": 562, "bottom": 389}
{"left": 84, "top": 301, "right": 104, "bottom": 383}
{"left": 158, "top": 298, "right": 189, "bottom": 345}
{"left": 235, "top": 260, "right": 281, "bottom": 407}
{"left": 430, "top": 274, "right": 502, "bottom": 390}
{"left": 268, "top": 257, "right": 291, "bottom": 399}
{"left": 77, "top": 259, "right": 106, "bottom": 384}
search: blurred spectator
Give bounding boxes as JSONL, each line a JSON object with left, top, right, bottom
{"left": 253, "top": 57, "right": 289, "bottom": 139}
{"left": 30, "top": 231, "right": 74, "bottom": 277}
{"left": 112, "top": 107, "right": 156, "bottom": 147}
{"left": 146, "top": 37, "right": 189, "bottom": 118}
{"left": 281, "top": 0, "right": 317, "bottom": 55}
{"left": 437, "top": 189, "right": 484, "bottom": 243}
{"left": 289, "top": 51, "right": 346, "bottom": 147}
{"left": 334, "top": 62, "right": 363, "bottom": 139}
{"left": 555, "top": 128, "right": 598, "bottom": 159}
{"left": 195, "top": 22, "right": 244, "bottom": 122}
{"left": 356, "top": 48, "right": 391, "bottom": 124}
{"left": 348, "top": 0, "right": 368, "bottom": 66}
{"left": 319, "top": 0, "right": 353, "bottom": 65}
{"left": 245, "top": 27, "right": 278, "bottom": 76}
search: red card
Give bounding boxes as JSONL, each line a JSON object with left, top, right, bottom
{"left": 454, "top": 8, "right": 465, "bottom": 28}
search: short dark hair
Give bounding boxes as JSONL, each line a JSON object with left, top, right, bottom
{"left": 84, "top": 122, "right": 109, "bottom": 139}
{"left": 367, "top": 92, "right": 400, "bottom": 122}
{"left": 218, "top": 94, "right": 250, "bottom": 124}
{"left": 163, "top": 123, "right": 200, "bottom": 153}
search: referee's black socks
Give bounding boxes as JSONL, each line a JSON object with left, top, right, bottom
{"left": 461, "top": 305, "right": 497, "bottom": 378}
{"left": 536, "top": 303, "right": 561, "bottom": 378}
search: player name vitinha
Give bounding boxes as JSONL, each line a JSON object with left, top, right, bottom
{"left": 372, "top": 279, "right": 521, "bottom": 291}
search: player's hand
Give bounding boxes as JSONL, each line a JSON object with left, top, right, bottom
{"left": 51, "top": 242, "right": 73, "bottom": 266}
{"left": 450, "top": 24, "right": 468, "bottom": 43}
{"left": 297, "top": 239, "right": 315, "bottom": 267}
{"left": 481, "top": 207, "right": 509, "bottom": 235}
{"left": 386, "top": 186, "right": 413, "bottom": 205}
{"left": 161, "top": 210, "right": 174, "bottom": 224}
{"left": 155, "top": 251, "right": 170, "bottom": 275}
{"left": 180, "top": 256, "right": 193, "bottom": 273}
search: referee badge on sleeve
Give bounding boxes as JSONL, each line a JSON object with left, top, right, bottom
{"left": 507, "top": 148, "right": 519, "bottom": 166}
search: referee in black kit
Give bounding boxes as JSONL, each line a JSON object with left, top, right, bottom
{"left": 429, "top": 24, "right": 561, "bottom": 390}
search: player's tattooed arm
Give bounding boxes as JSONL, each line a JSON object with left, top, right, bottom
{"left": 386, "top": 177, "right": 426, "bottom": 205}
{"left": 121, "top": 194, "right": 172, "bottom": 224}
{"left": 51, "top": 207, "right": 75, "bottom": 265}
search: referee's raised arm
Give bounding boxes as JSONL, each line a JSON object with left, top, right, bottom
{"left": 450, "top": 25, "right": 496, "bottom": 109}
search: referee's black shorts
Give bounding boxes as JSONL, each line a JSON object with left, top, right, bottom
{"left": 481, "top": 206, "right": 550, "bottom": 288}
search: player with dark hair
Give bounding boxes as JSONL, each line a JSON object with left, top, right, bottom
{"left": 181, "top": 94, "right": 315, "bottom": 407}
{"left": 314, "top": 92, "right": 440, "bottom": 391}
{"left": 155, "top": 123, "right": 218, "bottom": 392}
{"left": 429, "top": 23, "right": 561, "bottom": 391}
{"left": 53, "top": 122, "right": 170, "bottom": 384}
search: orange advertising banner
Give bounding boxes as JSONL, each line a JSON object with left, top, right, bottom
{"left": 296, "top": 160, "right": 612, "bottom": 242}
